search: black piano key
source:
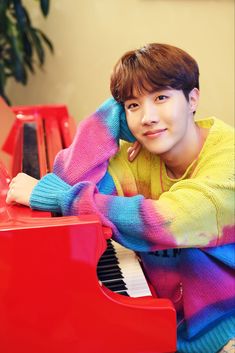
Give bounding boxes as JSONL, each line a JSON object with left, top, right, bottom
{"left": 97, "top": 269, "right": 123, "bottom": 279}
{"left": 98, "top": 272, "right": 124, "bottom": 281}
{"left": 105, "top": 281, "right": 128, "bottom": 291}
{"left": 97, "top": 257, "right": 119, "bottom": 266}
{"left": 101, "top": 249, "right": 116, "bottom": 256}
{"left": 22, "top": 123, "right": 40, "bottom": 179}
{"left": 97, "top": 266, "right": 123, "bottom": 276}
{"left": 101, "top": 251, "right": 117, "bottom": 259}
{"left": 97, "top": 252, "right": 120, "bottom": 266}
{"left": 117, "top": 291, "right": 129, "bottom": 296}
{"left": 99, "top": 251, "right": 117, "bottom": 258}
{"left": 97, "top": 262, "right": 120, "bottom": 270}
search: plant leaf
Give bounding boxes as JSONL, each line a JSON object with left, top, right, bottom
{"left": 40, "top": 0, "right": 50, "bottom": 17}
{"left": 0, "top": 0, "right": 53, "bottom": 101}
{"left": 13, "top": 0, "right": 28, "bottom": 30}
{"left": 22, "top": 32, "right": 33, "bottom": 57}
{"left": 36, "top": 28, "right": 54, "bottom": 53}
{"left": 24, "top": 55, "right": 35, "bottom": 74}
{"left": 29, "top": 27, "right": 45, "bottom": 66}
{"left": 14, "top": 56, "right": 27, "bottom": 84}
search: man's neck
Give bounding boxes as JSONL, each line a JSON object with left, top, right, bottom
{"left": 161, "top": 125, "right": 208, "bottom": 179}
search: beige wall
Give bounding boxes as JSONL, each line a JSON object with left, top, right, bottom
{"left": 7, "top": 0, "right": 234, "bottom": 126}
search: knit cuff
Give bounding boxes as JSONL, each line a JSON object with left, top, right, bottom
{"left": 119, "top": 108, "right": 136, "bottom": 142}
{"left": 97, "top": 97, "right": 135, "bottom": 143}
{"left": 29, "top": 173, "right": 71, "bottom": 213}
{"left": 177, "top": 314, "right": 235, "bottom": 353}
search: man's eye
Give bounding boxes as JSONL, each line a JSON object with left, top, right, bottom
{"left": 127, "top": 103, "right": 138, "bottom": 109}
{"left": 156, "top": 95, "right": 168, "bottom": 101}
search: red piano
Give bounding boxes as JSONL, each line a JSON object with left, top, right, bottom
{"left": 0, "top": 97, "right": 176, "bottom": 353}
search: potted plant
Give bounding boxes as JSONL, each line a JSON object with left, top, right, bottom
{"left": 0, "top": 0, "right": 53, "bottom": 104}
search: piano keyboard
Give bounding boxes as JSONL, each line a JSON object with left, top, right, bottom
{"left": 97, "top": 239, "right": 152, "bottom": 297}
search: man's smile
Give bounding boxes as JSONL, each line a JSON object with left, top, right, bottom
{"left": 143, "top": 128, "right": 167, "bottom": 138}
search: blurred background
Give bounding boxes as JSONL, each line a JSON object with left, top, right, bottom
{"left": 6, "top": 0, "right": 235, "bottom": 126}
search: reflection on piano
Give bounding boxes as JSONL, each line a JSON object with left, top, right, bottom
{"left": 0, "top": 98, "right": 176, "bottom": 353}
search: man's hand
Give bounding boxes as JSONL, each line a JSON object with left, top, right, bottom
{"left": 6, "top": 173, "right": 39, "bottom": 206}
{"left": 127, "top": 141, "right": 142, "bottom": 162}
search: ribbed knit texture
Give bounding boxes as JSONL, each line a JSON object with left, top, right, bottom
{"left": 177, "top": 315, "right": 235, "bottom": 353}
{"left": 30, "top": 98, "right": 235, "bottom": 353}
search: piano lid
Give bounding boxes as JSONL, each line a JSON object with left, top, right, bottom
{"left": 0, "top": 97, "right": 17, "bottom": 168}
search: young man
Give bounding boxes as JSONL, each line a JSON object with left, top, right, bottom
{"left": 7, "top": 43, "right": 235, "bottom": 353}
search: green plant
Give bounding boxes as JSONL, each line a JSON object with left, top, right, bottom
{"left": 0, "top": 0, "right": 53, "bottom": 104}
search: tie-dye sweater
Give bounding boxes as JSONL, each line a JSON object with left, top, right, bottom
{"left": 30, "top": 98, "right": 235, "bottom": 353}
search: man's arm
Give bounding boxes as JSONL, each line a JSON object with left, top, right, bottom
{"left": 28, "top": 168, "right": 234, "bottom": 250}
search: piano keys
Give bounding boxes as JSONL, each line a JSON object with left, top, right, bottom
{"left": 0, "top": 99, "right": 177, "bottom": 353}
{"left": 98, "top": 239, "right": 152, "bottom": 297}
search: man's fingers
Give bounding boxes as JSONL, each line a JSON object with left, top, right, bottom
{"left": 6, "top": 172, "right": 38, "bottom": 206}
{"left": 127, "top": 141, "right": 142, "bottom": 162}
{"left": 128, "top": 149, "right": 137, "bottom": 162}
{"left": 6, "top": 189, "right": 13, "bottom": 204}
{"left": 9, "top": 178, "right": 15, "bottom": 187}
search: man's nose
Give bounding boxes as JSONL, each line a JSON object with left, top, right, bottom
{"left": 141, "top": 105, "right": 159, "bottom": 125}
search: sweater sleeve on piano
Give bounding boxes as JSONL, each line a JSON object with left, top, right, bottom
{"left": 29, "top": 170, "right": 234, "bottom": 251}
{"left": 52, "top": 97, "right": 135, "bottom": 186}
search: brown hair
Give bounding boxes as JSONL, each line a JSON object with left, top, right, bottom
{"left": 110, "top": 43, "right": 199, "bottom": 103}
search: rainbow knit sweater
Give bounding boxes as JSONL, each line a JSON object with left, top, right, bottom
{"left": 30, "top": 98, "right": 235, "bottom": 353}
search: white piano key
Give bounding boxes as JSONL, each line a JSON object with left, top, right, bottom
{"left": 111, "top": 240, "right": 152, "bottom": 297}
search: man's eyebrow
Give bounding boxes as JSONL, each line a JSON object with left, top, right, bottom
{"left": 124, "top": 88, "right": 169, "bottom": 101}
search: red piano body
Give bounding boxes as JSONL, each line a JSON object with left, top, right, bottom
{"left": 0, "top": 98, "right": 176, "bottom": 353}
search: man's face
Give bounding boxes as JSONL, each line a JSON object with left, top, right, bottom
{"left": 124, "top": 88, "right": 199, "bottom": 157}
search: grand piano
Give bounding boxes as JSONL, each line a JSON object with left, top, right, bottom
{"left": 0, "top": 97, "right": 176, "bottom": 353}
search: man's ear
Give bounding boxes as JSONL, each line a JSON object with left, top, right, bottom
{"left": 189, "top": 88, "right": 200, "bottom": 113}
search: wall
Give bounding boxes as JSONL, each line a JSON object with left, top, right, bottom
{"left": 7, "top": 0, "right": 234, "bottom": 126}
